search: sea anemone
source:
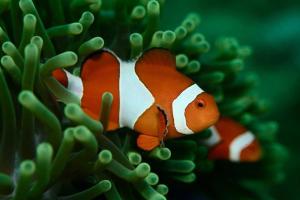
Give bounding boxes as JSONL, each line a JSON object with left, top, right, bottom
{"left": 0, "top": 0, "right": 287, "bottom": 199}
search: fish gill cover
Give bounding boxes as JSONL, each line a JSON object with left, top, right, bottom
{"left": 0, "top": 0, "right": 287, "bottom": 200}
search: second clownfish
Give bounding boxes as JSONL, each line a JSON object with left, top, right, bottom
{"left": 202, "top": 117, "right": 262, "bottom": 162}
{"left": 53, "top": 48, "right": 220, "bottom": 150}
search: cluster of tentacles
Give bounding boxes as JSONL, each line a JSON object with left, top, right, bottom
{"left": 0, "top": 0, "right": 287, "bottom": 199}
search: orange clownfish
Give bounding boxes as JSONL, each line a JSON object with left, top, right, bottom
{"left": 202, "top": 117, "right": 262, "bottom": 162}
{"left": 53, "top": 48, "right": 220, "bottom": 151}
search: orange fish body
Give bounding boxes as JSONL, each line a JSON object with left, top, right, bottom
{"left": 203, "top": 117, "right": 262, "bottom": 162}
{"left": 53, "top": 48, "right": 220, "bottom": 150}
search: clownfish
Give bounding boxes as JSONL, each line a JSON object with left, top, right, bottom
{"left": 202, "top": 117, "right": 262, "bottom": 162}
{"left": 53, "top": 48, "right": 220, "bottom": 150}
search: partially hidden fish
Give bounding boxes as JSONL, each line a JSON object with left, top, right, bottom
{"left": 202, "top": 117, "right": 262, "bottom": 162}
{"left": 53, "top": 48, "right": 220, "bottom": 150}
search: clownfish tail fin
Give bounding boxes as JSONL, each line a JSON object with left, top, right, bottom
{"left": 52, "top": 69, "right": 68, "bottom": 87}
{"left": 52, "top": 69, "right": 83, "bottom": 100}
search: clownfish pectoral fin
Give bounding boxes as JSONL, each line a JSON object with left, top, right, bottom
{"left": 137, "top": 134, "right": 161, "bottom": 151}
{"left": 135, "top": 48, "right": 176, "bottom": 70}
{"left": 134, "top": 104, "right": 169, "bottom": 151}
{"left": 156, "top": 104, "right": 169, "bottom": 140}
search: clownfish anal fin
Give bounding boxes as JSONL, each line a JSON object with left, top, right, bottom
{"left": 136, "top": 48, "right": 176, "bottom": 70}
{"left": 137, "top": 134, "right": 160, "bottom": 151}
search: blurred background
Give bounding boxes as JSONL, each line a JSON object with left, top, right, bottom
{"left": 161, "top": 0, "right": 300, "bottom": 199}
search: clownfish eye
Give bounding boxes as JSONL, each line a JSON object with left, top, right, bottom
{"left": 197, "top": 99, "right": 205, "bottom": 108}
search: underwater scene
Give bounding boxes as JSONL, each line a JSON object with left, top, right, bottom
{"left": 0, "top": 0, "right": 298, "bottom": 199}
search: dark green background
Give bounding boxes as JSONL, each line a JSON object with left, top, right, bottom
{"left": 161, "top": 1, "right": 300, "bottom": 199}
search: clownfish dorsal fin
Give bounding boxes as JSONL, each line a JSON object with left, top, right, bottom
{"left": 80, "top": 49, "right": 120, "bottom": 81}
{"left": 135, "top": 48, "right": 176, "bottom": 71}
